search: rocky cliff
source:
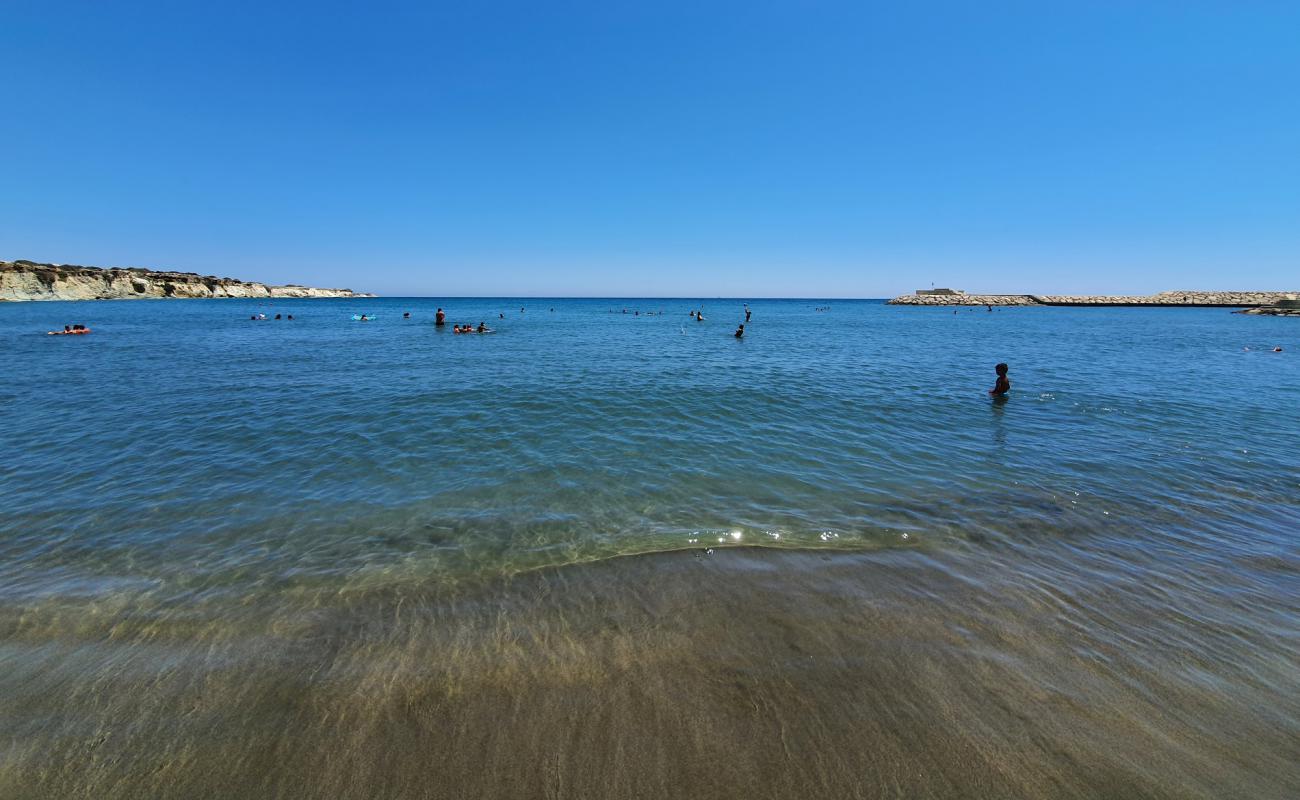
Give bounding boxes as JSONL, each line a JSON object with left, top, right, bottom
{"left": 1, "top": 260, "right": 372, "bottom": 301}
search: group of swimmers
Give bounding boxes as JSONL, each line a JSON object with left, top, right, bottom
{"left": 250, "top": 313, "right": 294, "bottom": 320}
{"left": 47, "top": 324, "right": 91, "bottom": 335}
{"left": 431, "top": 307, "right": 490, "bottom": 333}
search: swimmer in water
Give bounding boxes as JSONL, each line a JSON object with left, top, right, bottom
{"left": 989, "top": 363, "right": 1011, "bottom": 398}
{"left": 735, "top": 324, "right": 744, "bottom": 338}
{"left": 1274, "top": 346, "right": 1284, "bottom": 352}
{"left": 477, "top": 322, "right": 488, "bottom": 333}
{"left": 436, "top": 308, "right": 446, "bottom": 326}
{"left": 403, "top": 312, "right": 410, "bottom": 318}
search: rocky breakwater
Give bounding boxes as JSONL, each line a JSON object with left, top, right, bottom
{"left": 1236, "top": 296, "right": 1300, "bottom": 316}
{"left": 1, "top": 260, "right": 372, "bottom": 301}
{"left": 889, "top": 290, "right": 1297, "bottom": 307}
{"left": 887, "top": 293, "right": 1041, "bottom": 306}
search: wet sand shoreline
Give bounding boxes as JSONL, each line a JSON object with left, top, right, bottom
{"left": 3, "top": 545, "right": 1295, "bottom": 799}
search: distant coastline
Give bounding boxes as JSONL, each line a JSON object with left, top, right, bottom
{"left": 888, "top": 288, "right": 1298, "bottom": 307}
{"left": 0, "top": 260, "right": 372, "bottom": 302}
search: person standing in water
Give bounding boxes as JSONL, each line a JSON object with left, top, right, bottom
{"left": 734, "top": 324, "right": 744, "bottom": 338}
{"left": 744, "top": 304, "right": 751, "bottom": 322}
{"left": 989, "top": 363, "right": 1011, "bottom": 398}
{"left": 435, "top": 308, "right": 446, "bottom": 326}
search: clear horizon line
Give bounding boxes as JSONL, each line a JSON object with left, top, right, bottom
{"left": 356, "top": 295, "right": 888, "bottom": 301}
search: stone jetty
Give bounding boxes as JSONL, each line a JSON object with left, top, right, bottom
{"left": 888, "top": 290, "right": 1297, "bottom": 307}
{"left": 1235, "top": 297, "right": 1300, "bottom": 316}
{"left": 1, "top": 260, "right": 373, "bottom": 301}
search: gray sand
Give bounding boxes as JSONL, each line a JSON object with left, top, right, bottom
{"left": 2, "top": 548, "right": 1296, "bottom": 799}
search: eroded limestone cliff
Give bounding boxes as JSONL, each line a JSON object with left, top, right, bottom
{"left": 1, "top": 260, "right": 372, "bottom": 301}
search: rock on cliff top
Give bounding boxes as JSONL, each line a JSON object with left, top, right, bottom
{"left": 1, "top": 260, "right": 374, "bottom": 301}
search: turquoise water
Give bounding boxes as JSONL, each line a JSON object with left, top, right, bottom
{"left": 3, "top": 298, "right": 1296, "bottom": 586}
{"left": 1, "top": 297, "right": 1298, "bottom": 798}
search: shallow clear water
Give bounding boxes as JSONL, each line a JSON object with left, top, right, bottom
{"left": 1, "top": 298, "right": 1297, "bottom": 798}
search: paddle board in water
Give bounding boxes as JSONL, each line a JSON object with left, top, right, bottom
{"left": 351, "top": 315, "right": 378, "bottom": 321}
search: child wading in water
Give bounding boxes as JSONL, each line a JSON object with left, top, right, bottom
{"left": 989, "top": 363, "right": 1011, "bottom": 398}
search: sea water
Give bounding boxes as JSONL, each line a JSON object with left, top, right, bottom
{"left": 1, "top": 298, "right": 1297, "bottom": 798}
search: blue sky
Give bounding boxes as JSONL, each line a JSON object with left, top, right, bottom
{"left": 3, "top": 1, "right": 1297, "bottom": 297}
